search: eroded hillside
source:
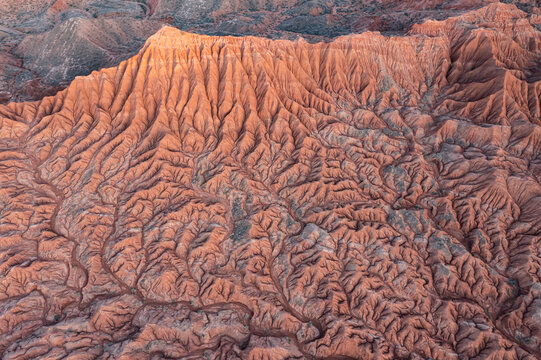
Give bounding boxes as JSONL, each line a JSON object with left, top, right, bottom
{"left": 0, "top": 3, "right": 540, "bottom": 359}
{"left": 1, "top": 0, "right": 537, "bottom": 104}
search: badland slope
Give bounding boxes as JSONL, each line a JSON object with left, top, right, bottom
{"left": 1, "top": 0, "right": 537, "bottom": 104}
{"left": 0, "top": 2, "right": 540, "bottom": 359}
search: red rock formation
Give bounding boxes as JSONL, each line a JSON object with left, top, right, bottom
{"left": 2, "top": 0, "right": 536, "bottom": 104}
{"left": 0, "top": 3, "right": 540, "bottom": 359}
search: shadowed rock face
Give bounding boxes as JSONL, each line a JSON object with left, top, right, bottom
{"left": 0, "top": 0, "right": 537, "bottom": 104}
{"left": 0, "top": 2, "right": 541, "bottom": 359}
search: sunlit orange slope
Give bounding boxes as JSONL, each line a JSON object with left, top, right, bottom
{"left": 0, "top": 3, "right": 540, "bottom": 359}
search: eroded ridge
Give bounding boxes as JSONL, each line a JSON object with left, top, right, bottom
{"left": 0, "top": 3, "right": 540, "bottom": 359}
{"left": 3, "top": 0, "right": 535, "bottom": 105}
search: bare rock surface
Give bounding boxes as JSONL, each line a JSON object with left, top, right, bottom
{"left": 0, "top": 2, "right": 540, "bottom": 359}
